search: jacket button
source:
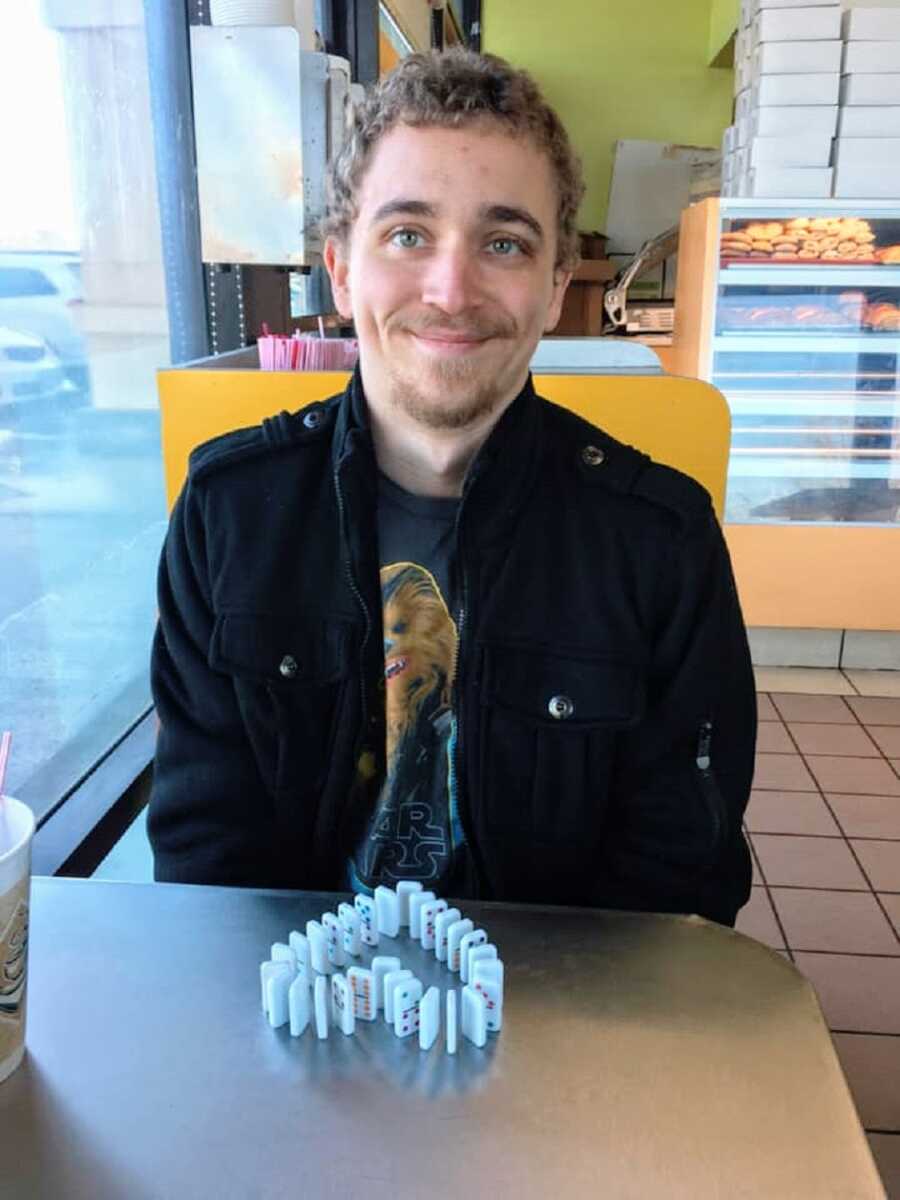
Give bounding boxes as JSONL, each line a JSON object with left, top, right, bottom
{"left": 548, "top": 694, "right": 575, "bottom": 720}
{"left": 582, "top": 445, "right": 605, "bottom": 467}
{"left": 303, "top": 409, "right": 323, "bottom": 430}
{"left": 279, "top": 655, "right": 299, "bottom": 678}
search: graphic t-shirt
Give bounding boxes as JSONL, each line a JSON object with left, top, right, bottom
{"left": 346, "top": 473, "right": 473, "bottom": 897}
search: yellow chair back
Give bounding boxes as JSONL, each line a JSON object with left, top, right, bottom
{"left": 157, "top": 369, "right": 730, "bottom": 520}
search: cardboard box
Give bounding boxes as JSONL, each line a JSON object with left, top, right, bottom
{"left": 754, "top": 0, "right": 838, "bottom": 8}
{"left": 755, "top": 40, "right": 843, "bottom": 74}
{"left": 746, "top": 165, "right": 833, "bottom": 197}
{"left": 736, "top": 88, "right": 752, "bottom": 122}
{"left": 840, "top": 73, "right": 900, "bottom": 106}
{"left": 834, "top": 136, "right": 900, "bottom": 166}
{"left": 843, "top": 7, "right": 900, "bottom": 42}
{"left": 723, "top": 124, "right": 738, "bottom": 155}
{"left": 838, "top": 106, "right": 900, "bottom": 137}
{"left": 752, "top": 72, "right": 840, "bottom": 105}
{"left": 753, "top": 7, "right": 842, "bottom": 44}
{"left": 843, "top": 42, "right": 900, "bottom": 74}
{"left": 748, "top": 134, "right": 834, "bottom": 166}
{"left": 833, "top": 163, "right": 900, "bottom": 198}
{"left": 748, "top": 104, "right": 838, "bottom": 137}
{"left": 736, "top": 116, "right": 751, "bottom": 146}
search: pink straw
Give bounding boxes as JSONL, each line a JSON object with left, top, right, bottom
{"left": 0, "top": 731, "right": 11, "bottom": 806}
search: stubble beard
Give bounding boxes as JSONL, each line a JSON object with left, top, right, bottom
{"left": 386, "top": 354, "right": 503, "bottom": 431}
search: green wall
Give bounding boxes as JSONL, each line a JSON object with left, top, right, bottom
{"left": 482, "top": 1, "right": 734, "bottom": 231}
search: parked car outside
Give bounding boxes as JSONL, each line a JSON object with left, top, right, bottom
{"left": 0, "top": 325, "right": 78, "bottom": 424}
{"left": 0, "top": 252, "right": 90, "bottom": 403}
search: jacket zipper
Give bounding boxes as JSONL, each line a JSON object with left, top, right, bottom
{"left": 696, "top": 718, "right": 727, "bottom": 855}
{"left": 333, "top": 459, "right": 372, "bottom": 746}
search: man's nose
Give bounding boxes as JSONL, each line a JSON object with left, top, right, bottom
{"left": 419, "top": 244, "right": 482, "bottom": 315}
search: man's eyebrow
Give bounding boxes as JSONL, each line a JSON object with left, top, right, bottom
{"left": 371, "top": 199, "right": 437, "bottom": 223}
{"left": 479, "top": 204, "right": 544, "bottom": 242}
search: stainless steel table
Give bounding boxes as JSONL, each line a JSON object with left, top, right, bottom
{"left": 0, "top": 878, "right": 886, "bottom": 1200}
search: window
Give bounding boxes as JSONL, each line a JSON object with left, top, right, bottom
{"left": 0, "top": 4, "right": 174, "bottom": 821}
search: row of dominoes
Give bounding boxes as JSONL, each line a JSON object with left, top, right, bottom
{"left": 259, "top": 884, "right": 504, "bottom": 1051}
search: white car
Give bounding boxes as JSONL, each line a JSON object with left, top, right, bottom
{"left": 0, "top": 326, "right": 73, "bottom": 422}
{"left": 0, "top": 253, "right": 89, "bottom": 401}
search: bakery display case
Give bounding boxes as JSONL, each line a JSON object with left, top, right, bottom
{"left": 670, "top": 198, "right": 900, "bottom": 631}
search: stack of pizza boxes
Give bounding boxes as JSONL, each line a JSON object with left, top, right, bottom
{"left": 834, "top": 6, "right": 900, "bottom": 198}
{"left": 723, "top": 0, "right": 842, "bottom": 198}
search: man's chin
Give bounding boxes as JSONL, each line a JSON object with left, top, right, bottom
{"left": 389, "top": 368, "right": 501, "bottom": 431}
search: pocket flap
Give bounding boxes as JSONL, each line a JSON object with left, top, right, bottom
{"left": 482, "top": 643, "right": 644, "bottom": 728}
{"left": 209, "top": 611, "right": 353, "bottom": 684}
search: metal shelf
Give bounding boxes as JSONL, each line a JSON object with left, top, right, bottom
{"left": 714, "top": 333, "right": 900, "bottom": 354}
{"left": 717, "top": 266, "right": 900, "bottom": 288}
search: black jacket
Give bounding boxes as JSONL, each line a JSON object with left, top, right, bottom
{"left": 149, "top": 370, "right": 756, "bottom": 924}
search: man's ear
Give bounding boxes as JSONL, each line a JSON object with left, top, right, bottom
{"left": 543, "top": 267, "right": 573, "bottom": 333}
{"left": 323, "top": 236, "right": 353, "bottom": 320}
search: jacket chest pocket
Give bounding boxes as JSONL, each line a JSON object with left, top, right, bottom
{"left": 477, "top": 644, "right": 645, "bottom": 846}
{"left": 209, "top": 612, "right": 354, "bottom": 801}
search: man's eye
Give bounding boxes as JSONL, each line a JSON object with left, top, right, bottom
{"left": 390, "top": 229, "right": 423, "bottom": 249}
{"left": 489, "top": 237, "right": 524, "bottom": 256}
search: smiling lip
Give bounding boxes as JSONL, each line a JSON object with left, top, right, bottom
{"left": 410, "top": 332, "right": 492, "bottom": 354}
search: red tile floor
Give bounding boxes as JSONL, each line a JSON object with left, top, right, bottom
{"left": 735, "top": 677, "right": 900, "bottom": 1197}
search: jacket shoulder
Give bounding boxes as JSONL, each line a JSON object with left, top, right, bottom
{"left": 186, "top": 396, "right": 339, "bottom": 486}
{"left": 538, "top": 394, "right": 712, "bottom": 528}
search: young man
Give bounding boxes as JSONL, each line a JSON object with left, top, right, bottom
{"left": 149, "top": 49, "right": 756, "bottom": 925}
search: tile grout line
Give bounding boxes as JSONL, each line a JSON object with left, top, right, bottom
{"left": 764, "top": 711, "right": 900, "bottom": 952}
{"left": 744, "top": 756, "right": 794, "bottom": 960}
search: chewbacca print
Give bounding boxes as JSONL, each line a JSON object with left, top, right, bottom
{"left": 351, "top": 562, "right": 464, "bottom": 889}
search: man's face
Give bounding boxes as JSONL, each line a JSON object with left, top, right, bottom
{"left": 325, "top": 122, "right": 571, "bottom": 431}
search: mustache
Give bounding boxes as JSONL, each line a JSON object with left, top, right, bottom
{"left": 393, "top": 312, "right": 516, "bottom": 340}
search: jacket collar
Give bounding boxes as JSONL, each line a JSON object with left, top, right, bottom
{"left": 330, "top": 362, "right": 542, "bottom": 542}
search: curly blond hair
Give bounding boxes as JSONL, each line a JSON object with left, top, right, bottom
{"left": 323, "top": 47, "right": 585, "bottom": 272}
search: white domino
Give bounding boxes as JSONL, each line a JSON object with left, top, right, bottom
{"left": 260, "top": 960, "right": 292, "bottom": 1013}
{"left": 338, "top": 903, "right": 362, "bottom": 957}
{"left": 461, "top": 984, "right": 487, "bottom": 1048}
{"left": 472, "top": 959, "right": 504, "bottom": 1033}
{"left": 395, "top": 881, "right": 423, "bottom": 927}
{"left": 266, "top": 969, "right": 292, "bottom": 1028}
{"left": 347, "top": 966, "right": 376, "bottom": 1021}
{"left": 419, "top": 985, "right": 440, "bottom": 1051}
{"left": 466, "top": 942, "right": 497, "bottom": 987}
{"left": 459, "top": 928, "right": 487, "bottom": 983}
{"left": 306, "top": 920, "right": 332, "bottom": 975}
{"left": 374, "top": 885, "right": 401, "bottom": 937}
{"left": 331, "top": 973, "right": 355, "bottom": 1036}
{"left": 321, "top": 912, "right": 347, "bottom": 968}
{"left": 420, "top": 899, "right": 448, "bottom": 951}
{"left": 288, "top": 931, "right": 311, "bottom": 984}
{"left": 434, "top": 907, "right": 461, "bottom": 962}
{"left": 408, "top": 890, "right": 436, "bottom": 939}
{"left": 383, "top": 969, "right": 413, "bottom": 1023}
{"left": 314, "top": 975, "right": 330, "bottom": 1039}
{"left": 446, "top": 988, "right": 458, "bottom": 1055}
{"left": 354, "top": 893, "right": 379, "bottom": 947}
{"left": 371, "top": 956, "right": 401, "bottom": 1013}
{"left": 270, "top": 942, "right": 296, "bottom": 971}
{"left": 446, "top": 919, "right": 474, "bottom": 973}
{"left": 393, "top": 977, "right": 423, "bottom": 1039}
{"left": 288, "top": 975, "right": 310, "bottom": 1036}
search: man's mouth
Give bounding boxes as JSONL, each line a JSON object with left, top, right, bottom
{"left": 385, "top": 656, "right": 409, "bottom": 681}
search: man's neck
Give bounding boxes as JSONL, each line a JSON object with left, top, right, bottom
{"left": 367, "top": 406, "right": 493, "bottom": 498}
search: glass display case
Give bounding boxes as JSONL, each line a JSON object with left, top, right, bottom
{"left": 713, "top": 201, "right": 900, "bottom": 525}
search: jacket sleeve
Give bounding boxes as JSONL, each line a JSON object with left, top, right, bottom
{"left": 148, "top": 479, "right": 280, "bottom": 886}
{"left": 594, "top": 502, "right": 756, "bottom": 925}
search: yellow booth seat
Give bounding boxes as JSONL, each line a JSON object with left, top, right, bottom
{"left": 156, "top": 369, "right": 731, "bottom": 521}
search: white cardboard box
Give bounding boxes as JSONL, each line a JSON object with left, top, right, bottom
{"left": 833, "top": 163, "right": 900, "bottom": 197}
{"left": 746, "top": 165, "right": 834, "bottom": 197}
{"left": 748, "top": 134, "right": 834, "bottom": 166}
{"left": 834, "top": 135, "right": 900, "bottom": 166}
{"left": 755, "top": 40, "right": 843, "bottom": 74}
{"left": 748, "top": 105, "right": 838, "bottom": 137}
{"left": 753, "top": 7, "right": 842, "bottom": 44}
{"left": 840, "top": 73, "right": 900, "bottom": 106}
{"left": 736, "top": 88, "right": 752, "bottom": 122}
{"left": 753, "top": 0, "right": 838, "bottom": 8}
{"left": 843, "top": 7, "right": 900, "bottom": 42}
{"left": 736, "top": 116, "right": 751, "bottom": 147}
{"left": 838, "top": 106, "right": 900, "bottom": 137}
{"left": 843, "top": 43, "right": 900, "bottom": 74}
{"left": 723, "top": 124, "right": 738, "bottom": 155}
{"left": 752, "top": 72, "right": 840, "bottom": 105}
